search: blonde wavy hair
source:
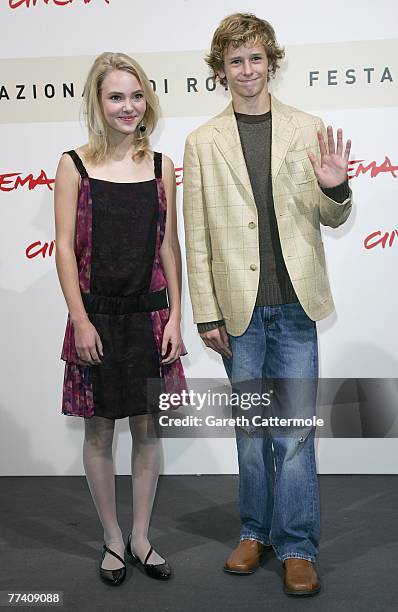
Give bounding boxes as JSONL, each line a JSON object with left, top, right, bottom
{"left": 205, "top": 13, "right": 285, "bottom": 87}
{"left": 82, "top": 52, "right": 159, "bottom": 163}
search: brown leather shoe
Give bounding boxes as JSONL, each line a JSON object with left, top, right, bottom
{"left": 224, "top": 539, "right": 270, "bottom": 574}
{"left": 283, "top": 558, "right": 321, "bottom": 596}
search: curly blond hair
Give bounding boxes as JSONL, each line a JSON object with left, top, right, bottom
{"left": 82, "top": 52, "right": 159, "bottom": 163}
{"left": 205, "top": 13, "right": 285, "bottom": 87}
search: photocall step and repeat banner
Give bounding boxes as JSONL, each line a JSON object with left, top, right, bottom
{"left": 0, "top": 0, "right": 397, "bottom": 475}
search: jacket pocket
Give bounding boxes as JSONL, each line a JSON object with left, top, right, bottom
{"left": 286, "top": 149, "right": 315, "bottom": 185}
{"left": 211, "top": 260, "right": 231, "bottom": 319}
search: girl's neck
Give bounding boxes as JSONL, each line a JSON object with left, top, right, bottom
{"left": 107, "top": 133, "right": 136, "bottom": 161}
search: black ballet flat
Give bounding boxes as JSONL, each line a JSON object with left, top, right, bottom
{"left": 99, "top": 544, "right": 126, "bottom": 586}
{"left": 126, "top": 533, "right": 171, "bottom": 580}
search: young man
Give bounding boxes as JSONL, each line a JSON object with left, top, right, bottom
{"left": 183, "top": 13, "right": 352, "bottom": 596}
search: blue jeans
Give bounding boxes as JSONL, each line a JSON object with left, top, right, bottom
{"left": 222, "top": 302, "right": 320, "bottom": 563}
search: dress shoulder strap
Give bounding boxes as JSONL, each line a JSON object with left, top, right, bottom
{"left": 64, "top": 150, "right": 89, "bottom": 179}
{"left": 153, "top": 152, "right": 162, "bottom": 179}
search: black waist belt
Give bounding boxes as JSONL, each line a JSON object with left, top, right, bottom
{"left": 81, "top": 288, "right": 168, "bottom": 315}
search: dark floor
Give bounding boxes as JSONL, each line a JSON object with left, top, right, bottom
{"left": 1, "top": 475, "right": 397, "bottom": 612}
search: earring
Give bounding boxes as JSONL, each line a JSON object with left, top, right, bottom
{"left": 136, "top": 123, "right": 146, "bottom": 140}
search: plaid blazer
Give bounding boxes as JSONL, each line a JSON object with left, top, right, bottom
{"left": 182, "top": 94, "right": 352, "bottom": 336}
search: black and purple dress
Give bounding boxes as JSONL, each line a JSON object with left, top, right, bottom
{"left": 60, "top": 150, "right": 187, "bottom": 419}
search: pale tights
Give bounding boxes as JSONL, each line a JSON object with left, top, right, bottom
{"left": 83, "top": 414, "right": 164, "bottom": 571}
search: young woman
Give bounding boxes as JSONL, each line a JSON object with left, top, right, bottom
{"left": 54, "top": 52, "right": 187, "bottom": 586}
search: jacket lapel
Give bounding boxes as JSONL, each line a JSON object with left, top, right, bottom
{"left": 212, "top": 95, "right": 296, "bottom": 200}
{"left": 212, "top": 103, "right": 256, "bottom": 206}
{"left": 270, "top": 94, "right": 295, "bottom": 182}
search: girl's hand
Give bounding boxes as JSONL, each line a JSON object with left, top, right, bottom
{"left": 73, "top": 318, "right": 103, "bottom": 365}
{"left": 161, "top": 318, "right": 183, "bottom": 365}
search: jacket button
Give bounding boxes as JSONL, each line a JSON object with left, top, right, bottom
{"left": 248, "top": 221, "right": 256, "bottom": 229}
{"left": 250, "top": 264, "right": 257, "bottom": 271}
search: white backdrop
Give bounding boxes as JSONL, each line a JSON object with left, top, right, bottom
{"left": 0, "top": 0, "right": 397, "bottom": 475}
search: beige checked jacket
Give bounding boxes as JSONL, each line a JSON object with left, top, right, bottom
{"left": 182, "top": 94, "right": 352, "bottom": 337}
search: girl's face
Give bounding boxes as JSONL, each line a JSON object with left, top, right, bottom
{"left": 100, "top": 69, "right": 147, "bottom": 137}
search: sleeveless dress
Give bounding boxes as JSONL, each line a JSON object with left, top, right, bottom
{"left": 60, "top": 150, "right": 188, "bottom": 419}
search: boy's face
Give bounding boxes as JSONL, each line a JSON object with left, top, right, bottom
{"left": 218, "top": 42, "right": 270, "bottom": 103}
